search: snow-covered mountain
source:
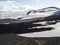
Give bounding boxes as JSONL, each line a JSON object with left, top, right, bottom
{"left": 17, "top": 7, "right": 60, "bottom": 37}
{"left": 26, "top": 7, "right": 60, "bottom": 19}
{"left": 39, "top": 7, "right": 60, "bottom": 11}
{"left": 27, "top": 7, "right": 60, "bottom": 15}
{"left": 17, "top": 22, "right": 60, "bottom": 37}
{"left": 0, "top": 6, "right": 60, "bottom": 20}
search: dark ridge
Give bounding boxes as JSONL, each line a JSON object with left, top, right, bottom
{"left": 0, "top": 23, "right": 53, "bottom": 34}
{"left": 0, "top": 14, "right": 60, "bottom": 34}
{"left": 0, "top": 9, "right": 60, "bottom": 34}
{"left": 45, "top": 15, "right": 60, "bottom": 21}
{"left": 27, "top": 10, "right": 36, "bottom": 15}
{"left": 41, "top": 6, "right": 60, "bottom": 10}
{"left": 46, "top": 6, "right": 60, "bottom": 9}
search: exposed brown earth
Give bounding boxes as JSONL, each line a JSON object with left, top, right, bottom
{"left": 0, "top": 34, "right": 60, "bottom": 45}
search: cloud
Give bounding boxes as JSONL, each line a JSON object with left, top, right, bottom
{"left": 0, "top": 0, "right": 15, "bottom": 1}
{"left": 36, "top": 0, "right": 40, "bottom": 2}
{"left": 0, "top": 1, "right": 34, "bottom": 11}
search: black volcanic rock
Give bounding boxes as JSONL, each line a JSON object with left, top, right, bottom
{"left": 45, "top": 11, "right": 60, "bottom": 21}
{"left": 0, "top": 22, "right": 53, "bottom": 34}
{"left": 27, "top": 10, "right": 36, "bottom": 15}
{"left": 46, "top": 7, "right": 59, "bottom": 10}
{"left": 54, "top": 11, "right": 60, "bottom": 15}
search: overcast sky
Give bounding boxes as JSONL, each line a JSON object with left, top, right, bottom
{"left": 0, "top": 0, "right": 60, "bottom": 11}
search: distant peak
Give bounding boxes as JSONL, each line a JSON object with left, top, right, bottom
{"left": 47, "top": 6, "right": 59, "bottom": 9}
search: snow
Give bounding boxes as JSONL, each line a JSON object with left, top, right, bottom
{"left": 17, "top": 22, "right": 60, "bottom": 37}
{"left": 28, "top": 11, "right": 56, "bottom": 17}
{"left": 0, "top": 11, "right": 27, "bottom": 19}
{"left": 0, "top": 6, "right": 60, "bottom": 37}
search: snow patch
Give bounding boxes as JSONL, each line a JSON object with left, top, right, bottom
{"left": 17, "top": 22, "right": 60, "bottom": 37}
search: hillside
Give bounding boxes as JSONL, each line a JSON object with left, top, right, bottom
{"left": 0, "top": 34, "right": 60, "bottom": 45}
